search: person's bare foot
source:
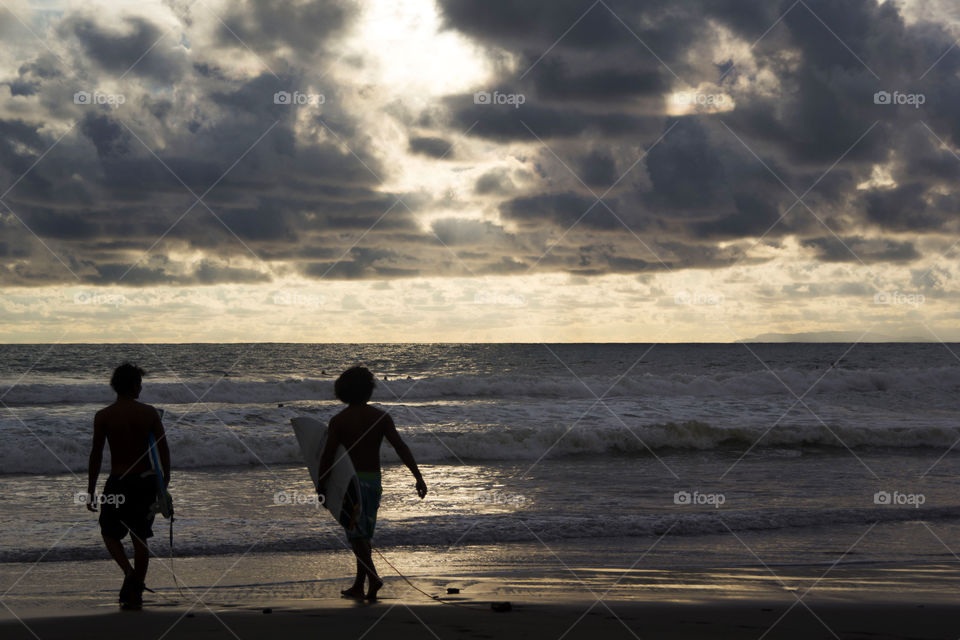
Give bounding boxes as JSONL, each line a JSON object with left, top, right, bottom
{"left": 341, "top": 586, "right": 364, "bottom": 599}
{"left": 365, "top": 577, "right": 384, "bottom": 602}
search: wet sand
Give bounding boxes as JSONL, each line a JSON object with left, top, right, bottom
{"left": 2, "top": 548, "right": 958, "bottom": 639}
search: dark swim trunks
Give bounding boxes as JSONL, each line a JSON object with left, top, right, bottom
{"left": 339, "top": 471, "right": 382, "bottom": 540}
{"left": 98, "top": 472, "right": 157, "bottom": 541}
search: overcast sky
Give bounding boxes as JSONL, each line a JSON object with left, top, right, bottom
{"left": 0, "top": 0, "right": 958, "bottom": 342}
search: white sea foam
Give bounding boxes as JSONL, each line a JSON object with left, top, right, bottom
{"left": 3, "top": 416, "right": 958, "bottom": 475}
{"left": 3, "top": 365, "right": 960, "bottom": 405}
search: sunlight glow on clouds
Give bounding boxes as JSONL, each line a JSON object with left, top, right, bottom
{"left": 1, "top": 0, "right": 959, "bottom": 342}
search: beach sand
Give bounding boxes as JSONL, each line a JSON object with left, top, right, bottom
{"left": 2, "top": 600, "right": 955, "bottom": 640}
{"left": 2, "top": 546, "right": 958, "bottom": 639}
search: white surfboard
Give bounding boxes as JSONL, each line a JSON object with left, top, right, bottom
{"left": 290, "top": 417, "right": 362, "bottom": 526}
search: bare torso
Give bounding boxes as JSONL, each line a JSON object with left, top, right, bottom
{"left": 95, "top": 400, "right": 160, "bottom": 475}
{"left": 329, "top": 405, "right": 392, "bottom": 473}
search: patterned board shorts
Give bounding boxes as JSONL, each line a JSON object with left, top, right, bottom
{"left": 339, "top": 471, "right": 382, "bottom": 540}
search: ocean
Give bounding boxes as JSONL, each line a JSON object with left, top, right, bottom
{"left": 2, "top": 343, "right": 959, "bottom": 572}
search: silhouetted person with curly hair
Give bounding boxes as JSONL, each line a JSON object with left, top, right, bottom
{"left": 318, "top": 366, "right": 426, "bottom": 601}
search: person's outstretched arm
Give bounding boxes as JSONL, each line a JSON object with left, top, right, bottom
{"left": 383, "top": 413, "right": 427, "bottom": 499}
{"left": 86, "top": 412, "right": 106, "bottom": 511}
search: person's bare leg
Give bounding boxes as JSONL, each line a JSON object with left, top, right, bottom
{"left": 356, "top": 538, "right": 382, "bottom": 601}
{"left": 131, "top": 535, "right": 149, "bottom": 584}
{"left": 341, "top": 539, "right": 366, "bottom": 598}
{"left": 102, "top": 535, "right": 133, "bottom": 576}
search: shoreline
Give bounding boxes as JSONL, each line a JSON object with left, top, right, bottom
{"left": 4, "top": 539, "right": 958, "bottom": 638}
{"left": 4, "top": 548, "right": 959, "bottom": 615}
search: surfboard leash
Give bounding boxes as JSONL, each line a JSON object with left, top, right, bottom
{"left": 372, "top": 548, "right": 487, "bottom": 611}
{"left": 168, "top": 515, "right": 184, "bottom": 598}
{"left": 151, "top": 411, "right": 184, "bottom": 599}
{"left": 139, "top": 517, "right": 183, "bottom": 604}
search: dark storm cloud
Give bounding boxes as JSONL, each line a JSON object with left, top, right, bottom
{"left": 63, "top": 16, "right": 187, "bottom": 82}
{"left": 6, "top": 80, "right": 38, "bottom": 97}
{"left": 0, "top": 119, "right": 48, "bottom": 166}
{"left": 80, "top": 113, "right": 131, "bottom": 158}
{"left": 499, "top": 192, "right": 620, "bottom": 230}
{"left": 861, "top": 182, "right": 945, "bottom": 232}
{"left": 643, "top": 118, "right": 729, "bottom": 209}
{"left": 408, "top": 136, "right": 454, "bottom": 159}
{"left": 530, "top": 59, "right": 669, "bottom": 102}
{"left": 895, "top": 128, "right": 960, "bottom": 184}
{"left": 18, "top": 56, "right": 61, "bottom": 80}
{"left": 473, "top": 168, "right": 516, "bottom": 195}
{"left": 801, "top": 236, "right": 921, "bottom": 264}
{"left": 432, "top": 0, "right": 960, "bottom": 270}
{"left": 2, "top": 0, "right": 959, "bottom": 287}
{"left": 18, "top": 207, "right": 100, "bottom": 239}
{"left": 437, "top": 0, "right": 701, "bottom": 64}
{"left": 576, "top": 150, "right": 617, "bottom": 189}
{"left": 0, "top": 2, "right": 422, "bottom": 287}
{"left": 447, "top": 94, "right": 663, "bottom": 142}
{"left": 690, "top": 194, "right": 782, "bottom": 240}
{"left": 216, "top": 0, "right": 355, "bottom": 54}
{"left": 300, "top": 246, "right": 421, "bottom": 280}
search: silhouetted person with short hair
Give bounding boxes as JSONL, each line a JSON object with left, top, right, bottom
{"left": 318, "top": 366, "right": 426, "bottom": 601}
{"left": 86, "top": 362, "right": 170, "bottom": 610}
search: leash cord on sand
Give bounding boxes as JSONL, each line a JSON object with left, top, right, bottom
{"left": 148, "top": 545, "right": 482, "bottom": 611}
{"left": 144, "top": 517, "right": 185, "bottom": 603}
{"left": 169, "top": 516, "right": 185, "bottom": 598}
{"left": 373, "top": 548, "right": 485, "bottom": 611}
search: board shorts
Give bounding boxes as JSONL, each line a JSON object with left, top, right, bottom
{"left": 98, "top": 472, "right": 156, "bottom": 541}
{"left": 340, "top": 471, "right": 382, "bottom": 540}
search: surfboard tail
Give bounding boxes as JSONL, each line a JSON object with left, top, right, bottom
{"left": 147, "top": 433, "right": 173, "bottom": 519}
